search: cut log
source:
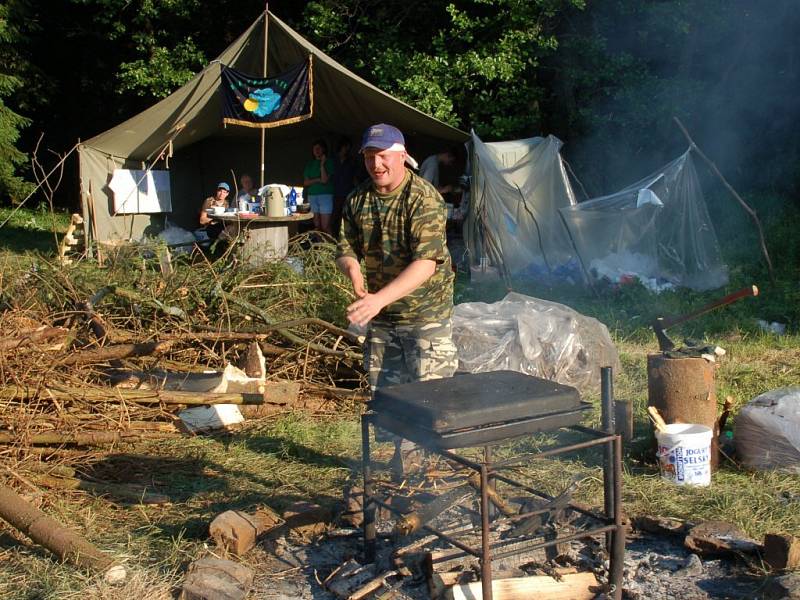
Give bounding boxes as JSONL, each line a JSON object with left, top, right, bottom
{"left": 209, "top": 508, "right": 282, "bottom": 556}
{"left": 0, "top": 482, "right": 114, "bottom": 571}
{"left": 323, "top": 559, "right": 376, "bottom": 599}
{"left": 647, "top": 354, "right": 719, "bottom": 468}
{"left": 179, "top": 557, "right": 254, "bottom": 600}
{"left": 282, "top": 501, "right": 334, "bottom": 539}
{"left": 444, "top": 572, "right": 598, "bottom": 600}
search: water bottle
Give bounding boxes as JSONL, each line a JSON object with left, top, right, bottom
{"left": 288, "top": 187, "right": 297, "bottom": 214}
{"left": 238, "top": 195, "right": 248, "bottom": 212}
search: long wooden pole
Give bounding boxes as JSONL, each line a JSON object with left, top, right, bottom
{"left": 259, "top": 4, "right": 269, "bottom": 188}
{"left": 673, "top": 116, "right": 775, "bottom": 282}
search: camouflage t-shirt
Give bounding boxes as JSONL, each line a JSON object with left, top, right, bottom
{"left": 336, "top": 170, "right": 454, "bottom": 325}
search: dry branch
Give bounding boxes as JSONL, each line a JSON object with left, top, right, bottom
{"left": 673, "top": 116, "right": 775, "bottom": 281}
{"left": 57, "top": 340, "right": 176, "bottom": 366}
{"left": 0, "top": 326, "right": 70, "bottom": 352}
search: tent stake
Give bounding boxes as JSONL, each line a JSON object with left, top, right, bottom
{"left": 673, "top": 116, "right": 774, "bottom": 283}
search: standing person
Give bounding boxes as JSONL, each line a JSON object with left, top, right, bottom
{"left": 197, "top": 182, "right": 230, "bottom": 242}
{"left": 303, "top": 139, "right": 336, "bottom": 235}
{"left": 336, "top": 123, "right": 457, "bottom": 469}
{"left": 331, "top": 136, "right": 362, "bottom": 239}
{"left": 418, "top": 147, "right": 458, "bottom": 194}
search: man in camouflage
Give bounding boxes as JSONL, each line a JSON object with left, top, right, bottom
{"left": 335, "top": 123, "right": 457, "bottom": 395}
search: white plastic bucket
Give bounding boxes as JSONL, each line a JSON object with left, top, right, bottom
{"left": 656, "top": 423, "right": 713, "bottom": 487}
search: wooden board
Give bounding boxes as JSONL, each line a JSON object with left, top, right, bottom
{"left": 445, "top": 572, "right": 598, "bottom": 600}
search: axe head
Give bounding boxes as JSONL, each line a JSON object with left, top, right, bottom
{"left": 652, "top": 317, "right": 675, "bottom": 352}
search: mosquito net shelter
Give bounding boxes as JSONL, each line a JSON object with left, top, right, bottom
{"left": 559, "top": 150, "right": 728, "bottom": 292}
{"left": 464, "top": 131, "right": 578, "bottom": 280}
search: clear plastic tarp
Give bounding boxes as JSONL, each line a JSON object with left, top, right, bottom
{"left": 559, "top": 150, "right": 728, "bottom": 291}
{"left": 464, "top": 131, "right": 579, "bottom": 280}
{"left": 452, "top": 292, "right": 620, "bottom": 394}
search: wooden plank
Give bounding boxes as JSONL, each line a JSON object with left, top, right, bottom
{"left": 445, "top": 572, "right": 598, "bottom": 600}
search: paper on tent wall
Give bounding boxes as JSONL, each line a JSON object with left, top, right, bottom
{"left": 109, "top": 169, "right": 172, "bottom": 214}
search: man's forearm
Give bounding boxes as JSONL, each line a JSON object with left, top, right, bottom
{"left": 372, "top": 259, "right": 436, "bottom": 308}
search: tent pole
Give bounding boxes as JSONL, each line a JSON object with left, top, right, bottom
{"left": 260, "top": 4, "right": 269, "bottom": 189}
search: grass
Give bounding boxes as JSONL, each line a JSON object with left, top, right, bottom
{"left": 0, "top": 204, "right": 72, "bottom": 255}
{"left": 0, "top": 204, "right": 799, "bottom": 596}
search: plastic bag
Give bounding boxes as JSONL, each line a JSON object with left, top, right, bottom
{"left": 452, "top": 292, "right": 620, "bottom": 394}
{"left": 734, "top": 387, "right": 800, "bottom": 473}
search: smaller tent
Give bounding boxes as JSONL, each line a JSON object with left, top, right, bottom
{"left": 79, "top": 11, "right": 467, "bottom": 242}
{"left": 464, "top": 131, "right": 578, "bottom": 279}
{"left": 559, "top": 150, "right": 728, "bottom": 292}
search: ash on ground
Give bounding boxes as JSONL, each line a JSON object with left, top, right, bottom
{"left": 248, "top": 524, "right": 765, "bottom": 600}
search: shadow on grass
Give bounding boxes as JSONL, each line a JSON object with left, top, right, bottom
{"left": 0, "top": 224, "right": 60, "bottom": 255}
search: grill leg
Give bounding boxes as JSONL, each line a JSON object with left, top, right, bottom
{"left": 362, "top": 413, "right": 376, "bottom": 563}
{"left": 609, "top": 434, "right": 626, "bottom": 600}
{"left": 479, "top": 463, "right": 493, "bottom": 600}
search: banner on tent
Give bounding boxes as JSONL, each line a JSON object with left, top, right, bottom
{"left": 220, "top": 56, "right": 313, "bottom": 128}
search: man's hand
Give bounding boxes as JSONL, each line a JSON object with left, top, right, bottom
{"left": 346, "top": 293, "right": 386, "bottom": 327}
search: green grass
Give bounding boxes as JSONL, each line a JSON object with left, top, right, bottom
{"left": 0, "top": 204, "right": 72, "bottom": 255}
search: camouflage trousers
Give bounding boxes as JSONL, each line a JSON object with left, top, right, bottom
{"left": 365, "top": 319, "right": 458, "bottom": 393}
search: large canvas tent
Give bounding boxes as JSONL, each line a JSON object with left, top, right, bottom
{"left": 463, "top": 131, "right": 578, "bottom": 279}
{"left": 79, "top": 11, "right": 467, "bottom": 242}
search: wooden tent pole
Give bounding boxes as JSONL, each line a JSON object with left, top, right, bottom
{"left": 673, "top": 116, "right": 775, "bottom": 282}
{"left": 260, "top": 4, "right": 269, "bottom": 189}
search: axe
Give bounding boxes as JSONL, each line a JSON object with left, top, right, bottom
{"left": 652, "top": 285, "right": 758, "bottom": 352}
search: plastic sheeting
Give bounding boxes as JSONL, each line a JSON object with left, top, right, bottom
{"left": 464, "top": 131, "right": 578, "bottom": 279}
{"left": 559, "top": 151, "right": 728, "bottom": 291}
{"left": 452, "top": 292, "right": 620, "bottom": 394}
{"left": 734, "top": 387, "right": 800, "bottom": 473}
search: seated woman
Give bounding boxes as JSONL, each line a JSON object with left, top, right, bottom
{"left": 196, "top": 182, "right": 230, "bottom": 244}
{"left": 303, "top": 139, "right": 336, "bottom": 235}
{"left": 236, "top": 173, "right": 258, "bottom": 209}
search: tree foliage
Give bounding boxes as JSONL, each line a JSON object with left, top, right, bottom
{"left": 0, "top": 1, "right": 33, "bottom": 201}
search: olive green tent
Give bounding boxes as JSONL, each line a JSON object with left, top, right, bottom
{"left": 78, "top": 10, "right": 467, "bottom": 242}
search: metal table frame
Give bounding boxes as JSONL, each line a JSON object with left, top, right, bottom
{"left": 361, "top": 367, "right": 625, "bottom": 600}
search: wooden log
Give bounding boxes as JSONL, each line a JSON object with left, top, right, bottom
{"left": 209, "top": 507, "right": 282, "bottom": 556}
{"left": 764, "top": 533, "right": 800, "bottom": 571}
{"left": 445, "top": 572, "right": 598, "bottom": 600}
{"left": 647, "top": 354, "right": 719, "bottom": 469}
{"left": 0, "top": 482, "right": 114, "bottom": 571}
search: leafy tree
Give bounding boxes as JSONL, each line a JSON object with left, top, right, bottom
{"left": 0, "top": 1, "right": 33, "bottom": 202}
{"left": 304, "top": 0, "right": 584, "bottom": 139}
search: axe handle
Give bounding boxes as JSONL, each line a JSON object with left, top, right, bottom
{"left": 659, "top": 285, "right": 758, "bottom": 330}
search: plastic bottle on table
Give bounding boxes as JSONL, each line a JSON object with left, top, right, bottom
{"left": 288, "top": 187, "right": 297, "bottom": 214}
{"left": 238, "top": 195, "right": 248, "bottom": 212}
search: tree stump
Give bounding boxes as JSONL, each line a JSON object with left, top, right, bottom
{"left": 647, "top": 354, "right": 719, "bottom": 469}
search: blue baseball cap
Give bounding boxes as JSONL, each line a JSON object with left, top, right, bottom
{"left": 216, "top": 182, "right": 230, "bottom": 191}
{"left": 360, "top": 123, "right": 418, "bottom": 168}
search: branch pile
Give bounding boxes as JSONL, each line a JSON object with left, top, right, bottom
{"left": 0, "top": 236, "right": 367, "bottom": 478}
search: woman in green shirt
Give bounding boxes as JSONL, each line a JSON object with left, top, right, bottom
{"left": 303, "top": 139, "right": 336, "bottom": 234}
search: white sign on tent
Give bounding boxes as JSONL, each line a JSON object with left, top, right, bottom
{"left": 109, "top": 169, "right": 172, "bottom": 214}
